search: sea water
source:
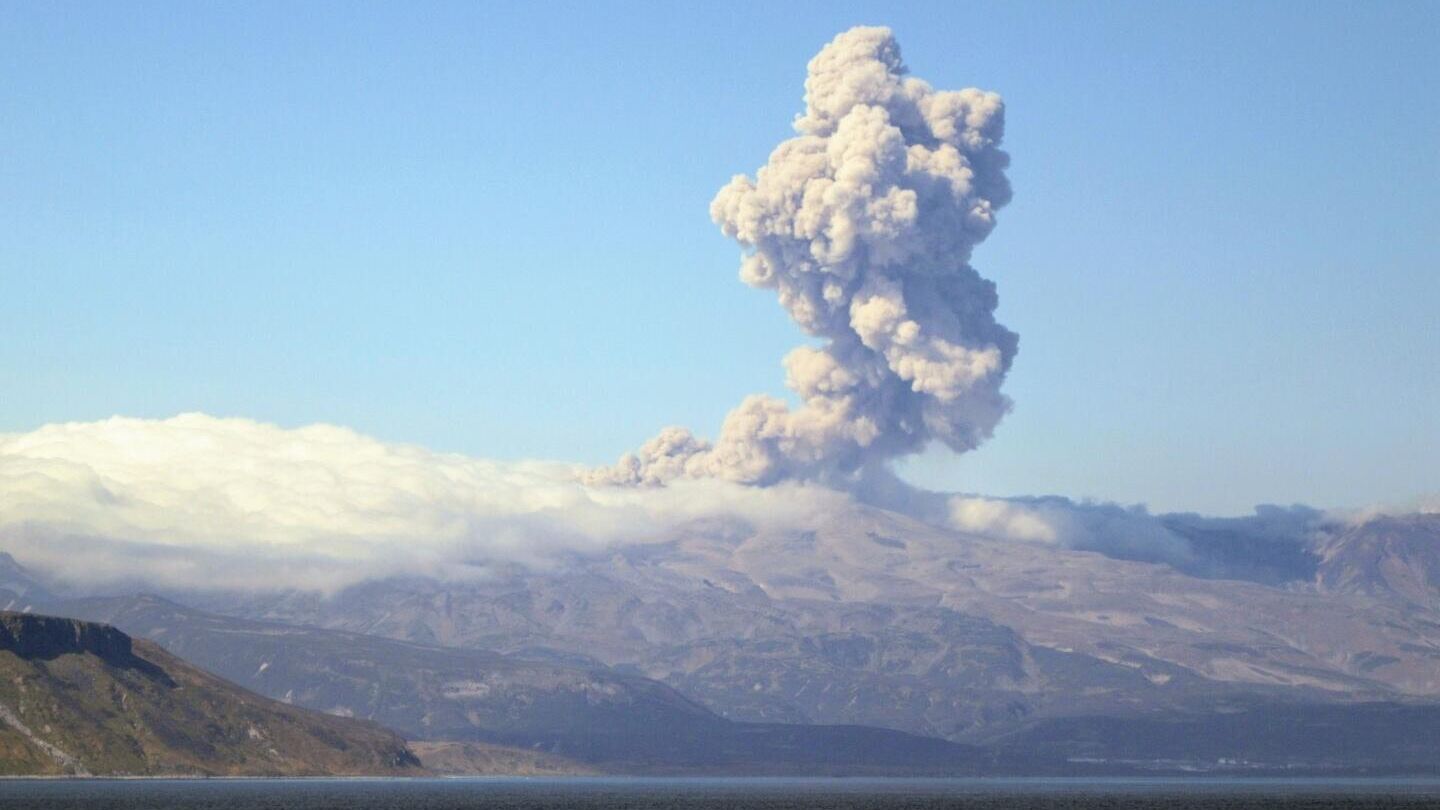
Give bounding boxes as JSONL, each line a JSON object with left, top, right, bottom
{"left": 3, "top": 777, "right": 1440, "bottom": 809}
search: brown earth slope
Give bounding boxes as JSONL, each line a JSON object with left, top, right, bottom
{"left": 409, "top": 741, "right": 597, "bottom": 775}
{"left": 0, "top": 611, "right": 423, "bottom": 776}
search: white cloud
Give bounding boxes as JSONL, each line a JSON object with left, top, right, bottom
{"left": 945, "top": 496, "right": 1058, "bottom": 544}
{"left": 4, "top": 414, "right": 1394, "bottom": 594}
{"left": 0, "top": 414, "right": 848, "bottom": 592}
{"left": 943, "top": 494, "right": 1195, "bottom": 565}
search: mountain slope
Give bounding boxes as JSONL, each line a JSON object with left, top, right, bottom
{"left": 51, "top": 594, "right": 717, "bottom": 753}
{"left": 188, "top": 506, "right": 1440, "bottom": 743}
{"left": 47, "top": 595, "right": 1000, "bottom": 774}
{"left": 0, "top": 552, "right": 50, "bottom": 613}
{"left": 0, "top": 612, "right": 422, "bottom": 776}
{"left": 10, "top": 506, "right": 1440, "bottom": 773}
{"left": 992, "top": 702, "right": 1440, "bottom": 774}
{"left": 409, "top": 741, "right": 597, "bottom": 775}
{"left": 1316, "top": 514, "right": 1440, "bottom": 608}
{"left": 32, "top": 595, "right": 1440, "bottom": 775}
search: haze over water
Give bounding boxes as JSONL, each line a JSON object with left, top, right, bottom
{"left": 5, "top": 779, "right": 1440, "bottom": 810}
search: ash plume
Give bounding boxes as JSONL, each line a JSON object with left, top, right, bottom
{"left": 589, "top": 26, "right": 1017, "bottom": 487}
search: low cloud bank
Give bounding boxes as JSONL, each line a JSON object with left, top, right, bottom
{"left": 0, "top": 414, "right": 847, "bottom": 592}
{"left": 945, "top": 495, "right": 1197, "bottom": 565}
{"left": 848, "top": 469, "right": 1193, "bottom": 565}
{"left": 0, "top": 414, "right": 1391, "bottom": 594}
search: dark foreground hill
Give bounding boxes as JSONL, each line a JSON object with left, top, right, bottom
{"left": 0, "top": 611, "right": 422, "bottom": 776}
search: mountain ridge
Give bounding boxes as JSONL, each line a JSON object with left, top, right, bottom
{"left": 44, "top": 594, "right": 1008, "bottom": 774}
{"left": 7, "top": 506, "right": 1440, "bottom": 774}
{"left": 181, "top": 505, "right": 1440, "bottom": 735}
{"left": 0, "top": 611, "right": 423, "bottom": 776}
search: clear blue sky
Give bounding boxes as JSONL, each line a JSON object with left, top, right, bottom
{"left": 3, "top": 1, "right": 1437, "bottom": 515}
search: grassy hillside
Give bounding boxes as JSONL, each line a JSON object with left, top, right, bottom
{"left": 0, "top": 612, "right": 423, "bottom": 776}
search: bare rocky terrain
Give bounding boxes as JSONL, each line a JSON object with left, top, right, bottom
{"left": 8, "top": 507, "right": 1440, "bottom": 773}
{"left": 47, "top": 594, "right": 1001, "bottom": 773}
{"left": 408, "top": 741, "right": 596, "bottom": 776}
{"left": 182, "top": 507, "right": 1440, "bottom": 741}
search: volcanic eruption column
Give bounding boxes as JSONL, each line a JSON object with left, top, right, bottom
{"left": 590, "top": 26, "right": 1017, "bottom": 488}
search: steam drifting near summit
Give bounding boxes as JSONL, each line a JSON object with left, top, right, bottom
{"left": 590, "top": 27, "right": 1017, "bottom": 487}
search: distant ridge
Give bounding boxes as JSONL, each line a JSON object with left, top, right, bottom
{"left": 50, "top": 595, "right": 1000, "bottom": 775}
{"left": 9, "top": 507, "right": 1440, "bottom": 775}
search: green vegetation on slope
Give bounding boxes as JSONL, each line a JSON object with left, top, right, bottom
{"left": 0, "top": 612, "right": 423, "bottom": 776}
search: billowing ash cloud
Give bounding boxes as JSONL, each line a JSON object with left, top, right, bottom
{"left": 589, "top": 26, "right": 1016, "bottom": 487}
{"left": 0, "top": 414, "right": 848, "bottom": 592}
